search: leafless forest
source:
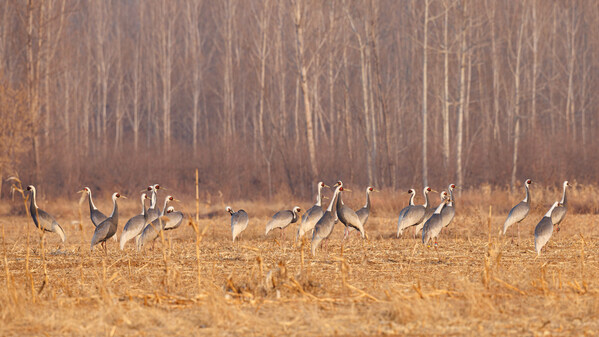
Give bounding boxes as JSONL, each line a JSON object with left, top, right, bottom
{"left": 0, "top": 0, "right": 597, "bottom": 200}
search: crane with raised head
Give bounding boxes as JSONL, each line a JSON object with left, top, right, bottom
{"left": 26, "top": 185, "right": 66, "bottom": 243}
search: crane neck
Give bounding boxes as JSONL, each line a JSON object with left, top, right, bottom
{"left": 423, "top": 191, "right": 430, "bottom": 209}
{"left": 150, "top": 190, "right": 157, "bottom": 209}
{"left": 560, "top": 184, "right": 568, "bottom": 206}
{"left": 327, "top": 187, "right": 341, "bottom": 212}
{"left": 448, "top": 188, "right": 455, "bottom": 207}
{"left": 523, "top": 184, "right": 530, "bottom": 203}
{"left": 544, "top": 202, "right": 559, "bottom": 217}
{"left": 140, "top": 194, "right": 147, "bottom": 215}
{"left": 434, "top": 202, "right": 446, "bottom": 214}
{"left": 88, "top": 191, "right": 98, "bottom": 211}
{"left": 292, "top": 209, "right": 299, "bottom": 223}
{"left": 364, "top": 190, "right": 371, "bottom": 210}
{"left": 110, "top": 195, "right": 119, "bottom": 223}
{"left": 29, "top": 188, "right": 38, "bottom": 210}
{"left": 409, "top": 192, "right": 415, "bottom": 206}
{"left": 315, "top": 185, "right": 323, "bottom": 207}
{"left": 161, "top": 197, "right": 171, "bottom": 216}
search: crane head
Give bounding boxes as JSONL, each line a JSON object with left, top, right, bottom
{"left": 293, "top": 206, "right": 301, "bottom": 213}
{"left": 368, "top": 187, "right": 374, "bottom": 192}
{"left": 26, "top": 185, "right": 34, "bottom": 191}
{"left": 526, "top": 179, "right": 532, "bottom": 185}
{"left": 167, "top": 206, "right": 175, "bottom": 213}
{"left": 450, "top": 184, "right": 456, "bottom": 189}
{"left": 225, "top": 206, "right": 233, "bottom": 214}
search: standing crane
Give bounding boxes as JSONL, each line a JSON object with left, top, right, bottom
{"left": 297, "top": 182, "right": 328, "bottom": 240}
{"left": 441, "top": 184, "right": 456, "bottom": 228}
{"left": 356, "top": 186, "right": 375, "bottom": 228}
{"left": 422, "top": 191, "right": 449, "bottom": 246}
{"left": 163, "top": 206, "right": 184, "bottom": 231}
{"left": 137, "top": 195, "right": 175, "bottom": 250}
{"left": 119, "top": 193, "right": 149, "bottom": 250}
{"left": 502, "top": 179, "right": 532, "bottom": 238}
{"left": 26, "top": 185, "right": 66, "bottom": 242}
{"left": 311, "top": 184, "right": 343, "bottom": 256}
{"left": 91, "top": 193, "right": 124, "bottom": 252}
{"left": 550, "top": 181, "right": 570, "bottom": 231}
{"left": 534, "top": 201, "right": 560, "bottom": 256}
{"left": 227, "top": 206, "right": 249, "bottom": 241}
{"left": 396, "top": 187, "right": 433, "bottom": 237}
{"left": 396, "top": 189, "right": 416, "bottom": 234}
{"left": 335, "top": 182, "right": 366, "bottom": 240}
{"left": 265, "top": 207, "right": 301, "bottom": 238}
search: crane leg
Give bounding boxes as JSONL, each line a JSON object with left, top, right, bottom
{"left": 343, "top": 227, "right": 349, "bottom": 240}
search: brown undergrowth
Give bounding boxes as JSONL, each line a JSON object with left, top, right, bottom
{"left": 1, "top": 186, "right": 598, "bottom": 336}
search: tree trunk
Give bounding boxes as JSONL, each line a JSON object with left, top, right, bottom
{"left": 293, "top": 0, "right": 319, "bottom": 179}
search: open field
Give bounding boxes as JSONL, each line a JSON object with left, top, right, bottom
{"left": 1, "top": 187, "right": 599, "bottom": 336}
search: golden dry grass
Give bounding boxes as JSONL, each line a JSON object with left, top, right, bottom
{"left": 1, "top": 186, "right": 599, "bottom": 336}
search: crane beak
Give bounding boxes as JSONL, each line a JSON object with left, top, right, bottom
{"left": 324, "top": 184, "right": 330, "bottom": 188}
{"left": 77, "top": 190, "right": 84, "bottom": 194}
{"left": 322, "top": 196, "right": 329, "bottom": 200}
{"left": 344, "top": 188, "right": 352, "bottom": 192}
{"left": 431, "top": 189, "right": 439, "bottom": 193}
{"left": 121, "top": 195, "right": 128, "bottom": 199}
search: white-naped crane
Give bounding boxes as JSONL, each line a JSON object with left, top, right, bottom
{"left": 265, "top": 206, "right": 301, "bottom": 238}
{"left": 534, "top": 201, "right": 560, "bottom": 256}
{"left": 396, "top": 187, "right": 433, "bottom": 238}
{"left": 227, "top": 206, "right": 249, "bottom": 242}
{"left": 145, "top": 184, "right": 162, "bottom": 224}
{"left": 441, "top": 184, "right": 456, "bottom": 228}
{"left": 119, "top": 193, "right": 149, "bottom": 250}
{"left": 91, "top": 192, "right": 125, "bottom": 252}
{"left": 550, "top": 181, "right": 570, "bottom": 231}
{"left": 297, "top": 182, "right": 328, "bottom": 241}
{"left": 356, "top": 186, "right": 375, "bottom": 228}
{"left": 311, "top": 184, "right": 343, "bottom": 256}
{"left": 422, "top": 191, "right": 449, "bottom": 246}
{"left": 334, "top": 181, "right": 366, "bottom": 240}
{"left": 164, "top": 206, "right": 184, "bottom": 231}
{"left": 502, "top": 179, "right": 532, "bottom": 238}
{"left": 396, "top": 189, "right": 416, "bottom": 235}
{"left": 137, "top": 195, "right": 175, "bottom": 251}
{"left": 26, "top": 185, "right": 66, "bottom": 243}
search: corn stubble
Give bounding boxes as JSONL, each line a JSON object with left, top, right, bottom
{"left": 1, "top": 189, "right": 599, "bottom": 336}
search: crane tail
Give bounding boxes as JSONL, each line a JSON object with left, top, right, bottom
{"left": 54, "top": 223, "right": 66, "bottom": 243}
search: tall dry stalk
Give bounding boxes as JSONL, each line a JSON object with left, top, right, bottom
{"left": 189, "top": 218, "right": 208, "bottom": 296}
{"left": 8, "top": 177, "right": 36, "bottom": 302}
{"left": 158, "top": 221, "right": 169, "bottom": 292}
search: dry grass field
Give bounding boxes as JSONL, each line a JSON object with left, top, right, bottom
{"left": 1, "top": 184, "right": 599, "bottom": 336}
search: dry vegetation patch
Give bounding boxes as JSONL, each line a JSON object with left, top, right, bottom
{"left": 1, "top": 192, "right": 599, "bottom": 336}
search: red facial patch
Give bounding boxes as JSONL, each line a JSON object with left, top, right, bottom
{"left": 527, "top": 179, "right": 532, "bottom": 184}
{"left": 340, "top": 187, "right": 344, "bottom": 191}
{"left": 451, "top": 184, "right": 455, "bottom": 189}
{"left": 369, "top": 187, "right": 374, "bottom": 191}
{"left": 427, "top": 187, "right": 431, "bottom": 192}
{"left": 147, "top": 187, "right": 152, "bottom": 191}
{"left": 116, "top": 193, "right": 120, "bottom": 198}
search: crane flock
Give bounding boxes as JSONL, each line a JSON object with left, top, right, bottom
{"left": 23, "top": 178, "right": 571, "bottom": 257}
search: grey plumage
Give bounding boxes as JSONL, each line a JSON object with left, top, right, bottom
{"left": 311, "top": 185, "right": 343, "bottom": 256}
{"left": 265, "top": 206, "right": 301, "bottom": 236}
{"left": 164, "top": 206, "right": 184, "bottom": 231}
{"left": 502, "top": 179, "right": 532, "bottom": 235}
{"left": 145, "top": 184, "right": 162, "bottom": 225}
{"left": 534, "top": 201, "right": 560, "bottom": 256}
{"left": 91, "top": 192, "right": 123, "bottom": 251}
{"left": 422, "top": 192, "right": 448, "bottom": 245}
{"left": 227, "top": 206, "right": 249, "bottom": 241}
{"left": 137, "top": 195, "right": 174, "bottom": 250}
{"left": 119, "top": 193, "right": 148, "bottom": 250}
{"left": 396, "top": 187, "right": 432, "bottom": 237}
{"left": 441, "top": 184, "right": 456, "bottom": 228}
{"left": 355, "top": 186, "right": 374, "bottom": 228}
{"left": 297, "top": 182, "right": 327, "bottom": 240}
{"left": 81, "top": 187, "right": 108, "bottom": 227}
{"left": 26, "top": 185, "right": 66, "bottom": 242}
{"left": 336, "top": 188, "right": 365, "bottom": 239}
{"left": 396, "top": 189, "right": 416, "bottom": 236}
{"left": 550, "top": 181, "right": 570, "bottom": 229}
